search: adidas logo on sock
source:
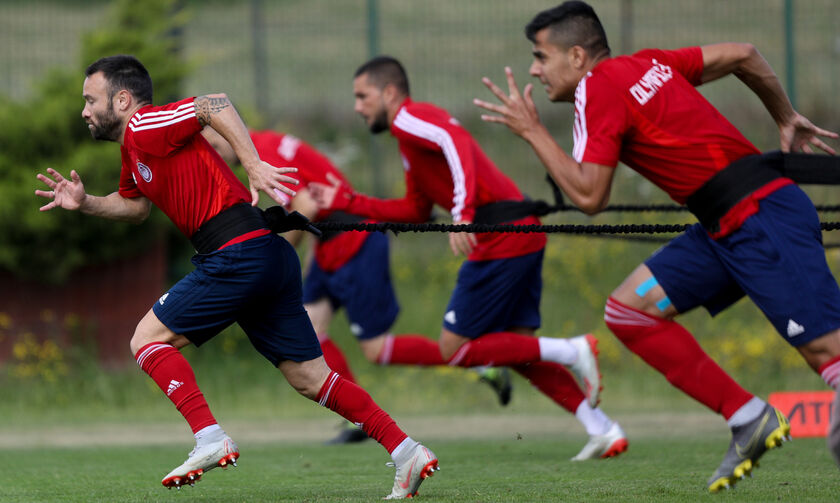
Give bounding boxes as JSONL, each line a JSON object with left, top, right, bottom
{"left": 166, "top": 379, "right": 184, "bottom": 396}
{"left": 786, "top": 319, "right": 805, "bottom": 337}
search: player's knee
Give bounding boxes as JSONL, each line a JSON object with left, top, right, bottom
{"left": 279, "top": 358, "right": 331, "bottom": 400}
{"left": 359, "top": 336, "right": 387, "bottom": 363}
{"left": 438, "top": 330, "right": 465, "bottom": 361}
{"left": 128, "top": 334, "right": 144, "bottom": 356}
{"left": 129, "top": 328, "right": 155, "bottom": 356}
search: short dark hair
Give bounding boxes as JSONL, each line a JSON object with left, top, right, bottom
{"left": 85, "top": 55, "right": 153, "bottom": 105}
{"left": 525, "top": 1, "right": 610, "bottom": 57}
{"left": 354, "top": 56, "right": 410, "bottom": 96}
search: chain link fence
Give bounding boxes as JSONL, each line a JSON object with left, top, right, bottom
{"left": 2, "top": 0, "right": 839, "bottom": 194}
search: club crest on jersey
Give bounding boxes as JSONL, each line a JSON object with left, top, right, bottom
{"left": 136, "top": 161, "right": 153, "bottom": 182}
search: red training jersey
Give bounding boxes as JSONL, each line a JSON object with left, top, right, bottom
{"left": 249, "top": 130, "right": 368, "bottom": 272}
{"left": 344, "top": 98, "right": 546, "bottom": 261}
{"left": 573, "top": 47, "right": 793, "bottom": 237}
{"left": 119, "top": 97, "right": 253, "bottom": 237}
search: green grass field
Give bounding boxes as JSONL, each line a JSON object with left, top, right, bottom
{"left": 5, "top": 417, "right": 839, "bottom": 503}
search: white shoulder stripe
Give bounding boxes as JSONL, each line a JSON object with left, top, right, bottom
{"left": 131, "top": 102, "right": 194, "bottom": 123}
{"left": 572, "top": 74, "right": 590, "bottom": 163}
{"left": 131, "top": 106, "right": 194, "bottom": 127}
{"left": 393, "top": 109, "right": 466, "bottom": 221}
{"left": 129, "top": 111, "right": 196, "bottom": 132}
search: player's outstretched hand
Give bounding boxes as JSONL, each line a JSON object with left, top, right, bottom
{"left": 474, "top": 67, "right": 542, "bottom": 140}
{"left": 779, "top": 112, "right": 838, "bottom": 155}
{"left": 35, "top": 168, "right": 86, "bottom": 212}
{"left": 243, "top": 160, "right": 298, "bottom": 207}
{"left": 310, "top": 173, "right": 354, "bottom": 210}
{"left": 449, "top": 220, "right": 478, "bottom": 257}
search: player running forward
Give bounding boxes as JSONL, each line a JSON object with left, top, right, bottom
{"left": 35, "top": 54, "right": 438, "bottom": 499}
{"left": 204, "top": 128, "right": 514, "bottom": 444}
{"left": 475, "top": 1, "right": 840, "bottom": 491}
{"left": 310, "top": 56, "right": 628, "bottom": 461}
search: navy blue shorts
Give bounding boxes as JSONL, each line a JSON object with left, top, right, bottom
{"left": 153, "top": 234, "right": 321, "bottom": 366}
{"left": 302, "top": 232, "right": 399, "bottom": 340}
{"left": 646, "top": 184, "right": 840, "bottom": 346}
{"left": 443, "top": 249, "right": 543, "bottom": 338}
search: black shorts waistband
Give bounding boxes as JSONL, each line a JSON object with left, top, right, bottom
{"left": 189, "top": 203, "right": 268, "bottom": 254}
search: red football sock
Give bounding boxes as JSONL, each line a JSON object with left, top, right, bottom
{"left": 605, "top": 297, "right": 752, "bottom": 419}
{"left": 316, "top": 371, "right": 407, "bottom": 453}
{"left": 318, "top": 336, "right": 357, "bottom": 384}
{"left": 446, "top": 331, "right": 541, "bottom": 367}
{"left": 378, "top": 334, "right": 445, "bottom": 365}
{"left": 819, "top": 355, "right": 840, "bottom": 389}
{"left": 135, "top": 342, "right": 217, "bottom": 434}
{"left": 514, "top": 362, "right": 585, "bottom": 413}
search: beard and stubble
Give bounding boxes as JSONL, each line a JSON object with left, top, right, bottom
{"left": 88, "top": 96, "right": 123, "bottom": 142}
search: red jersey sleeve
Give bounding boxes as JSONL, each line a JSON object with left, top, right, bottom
{"left": 574, "top": 73, "right": 629, "bottom": 167}
{"left": 344, "top": 171, "right": 435, "bottom": 223}
{"left": 634, "top": 47, "right": 704, "bottom": 86}
{"left": 126, "top": 98, "right": 202, "bottom": 157}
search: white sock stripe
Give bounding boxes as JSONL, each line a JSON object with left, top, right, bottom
{"left": 604, "top": 300, "right": 659, "bottom": 327}
{"left": 378, "top": 334, "right": 394, "bottom": 365}
{"left": 605, "top": 300, "right": 651, "bottom": 319}
{"left": 447, "top": 343, "right": 471, "bottom": 367}
{"left": 318, "top": 372, "right": 340, "bottom": 407}
{"left": 135, "top": 343, "right": 172, "bottom": 368}
{"left": 604, "top": 313, "right": 658, "bottom": 327}
{"left": 821, "top": 360, "right": 840, "bottom": 388}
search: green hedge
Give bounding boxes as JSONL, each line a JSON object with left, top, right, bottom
{"left": 0, "top": 0, "right": 189, "bottom": 282}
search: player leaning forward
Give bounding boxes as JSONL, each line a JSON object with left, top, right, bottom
{"left": 474, "top": 0, "right": 840, "bottom": 493}
{"left": 35, "top": 54, "right": 438, "bottom": 499}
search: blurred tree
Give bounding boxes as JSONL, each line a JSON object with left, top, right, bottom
{"left": 0, "top": 0, "right": 190, "bottom": 283}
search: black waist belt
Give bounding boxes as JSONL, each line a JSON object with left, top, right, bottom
{"left": 473, "top": 175, "right": 566, "bottom": 225}
{"left": 473, "top": 199, "right": 553, "bottom": 225}
{"left": 685, "top": 152, "right": 784, "bottom": 234}
{"left": 190, "top": 203, "right": 268, "bottom": 254}
{"left": 781, "top": 151, "right": 840, "bottom": 184}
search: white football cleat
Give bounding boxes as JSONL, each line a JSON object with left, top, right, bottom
{"left": 571, "top": 422, "right": 628, "bottom": 461}
{"left": 568, "top": 334, "right": 602, "bottom": 408}
{"left": 161, "top": 436, "right": 240, "bottom": 488}
{"left": 384, "top": 443, "right": 439, "bottom": 499}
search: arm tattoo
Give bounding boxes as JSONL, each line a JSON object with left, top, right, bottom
{"left": 194, "top": 95, "right": 231, "bottom": 126}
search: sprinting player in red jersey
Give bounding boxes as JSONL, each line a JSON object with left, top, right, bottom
{"left": 205, "top": 128, "right": 514, "bottom": 444}
{"left": 475, "top": 1, "right": 840, "bottom": 491}
{"left": 310, "top": 55, "right": 628, "bottom": 461}
{"left": 35, "top": 54, "right": 438, "bottom": 499}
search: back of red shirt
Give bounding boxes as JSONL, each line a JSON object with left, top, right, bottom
{"left": 347, "top": 98, "right": 546, "bottom": 261}
{"left": 119, "top": 98, "right": 252, "bottom": 237}
{"left": 574, "top": 47, "right": 760, "bottom": 204}
{"left": 249, "top": 131, "right": 368, "bottom": 271}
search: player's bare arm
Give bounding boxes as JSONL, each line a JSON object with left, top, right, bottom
{"left": 475, "top": 67, "right": 615, "bottom": 214}
{"left": 36, "top": 167, "right": 150, "bottom": 223}
{"left": 201, "top": 127, "right": 238, "bottom": 165}
{"left": 701, "top": 43, "right": 838, "bottom": 154}
{"left": 194, "top": 94, "right": 299, "bottom": 206}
